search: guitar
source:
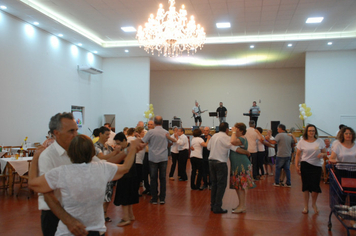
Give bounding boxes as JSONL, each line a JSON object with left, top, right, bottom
{"left": 192, "top": 109, "right": 208, "bottom": 118}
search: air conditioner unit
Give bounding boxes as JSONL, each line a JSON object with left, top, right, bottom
{"left": 77, "top": 65, "right": 103, "bottom": 74}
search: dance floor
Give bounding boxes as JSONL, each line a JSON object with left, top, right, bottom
{"left": 0, "top": 160, "right": 355, "bottom": 236}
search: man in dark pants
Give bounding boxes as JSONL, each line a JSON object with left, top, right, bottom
{"left": 208, "top": 122, "right": 232, "bottom": 214}
{"left": 249, "top": 101, "right": 261, "bottom": 127}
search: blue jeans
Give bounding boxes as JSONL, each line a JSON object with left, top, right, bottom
{"left": 209, "top": 160, "right": 228, "bottom": 211}
{"left": 218, "top": 117, "right": 226, "bottom": 124}
{"left": 149, "top": 161, "right": 167, "bottom": 201}
{"left": 275, "top": 156, "right": 291, "bottom": 185}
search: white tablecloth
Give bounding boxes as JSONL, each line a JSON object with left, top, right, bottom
{"left": 0, "top": 157, "right": 33, "bottom": 176}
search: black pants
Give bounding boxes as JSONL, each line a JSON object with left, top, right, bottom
{"left": 250, "top": 116, "right": 258, "bottom": 127}
{"left": 169, "top": 152, "right": 179, "bottom": 177}
{"left": 251, "top": 152, "right": 258, "bottom": 179}
{"left": 202, "top": 159, "right": 210, "bottom": 186}
{"left": 257, "top": 151, "right": 265, "bottom": 176}
{"left": 209, "top": 160, "right": 228, "bottom": 211}
{"left": 41, "top": 210, "right": 59, "bottom": 236}
{"left": 190, "top": 157, "right": 204, "bottom": 189}
{"left": 136, "top": 163, "right": 143, "bottom": 189}
{"left": 143, "top": 153, "right": 150, "bottom": 191}
{"left": 178, "top": 149, "right": 189, "bottom": 180}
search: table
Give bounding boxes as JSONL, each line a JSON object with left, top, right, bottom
{"left": 0, "top": 157, "right": 32, "bottom": 195}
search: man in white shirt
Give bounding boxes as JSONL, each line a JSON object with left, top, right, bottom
{"left": 192, "top": 101, "right": 204, "bottom": 127}
{"left": 208, "top": 122, "right": 232, "bottom": 214}
{"left": 176, "top": 128, "right": 189, "bottom": 181}
{"left": 249, "top": 101, "right": 261, "bottom": 127}
{"left": 104, "top": 123, "right": 116, "bottom": 147}
{"left": 245, "top": 120, "right": 259, "bottom": 180}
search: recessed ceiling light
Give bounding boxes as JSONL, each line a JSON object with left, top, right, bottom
{"left": 121, "top": 27, "right": 136, "bottom": 32}
{"left": 58, "top": 34, "right": 63, "bottom": 37}
{"left": 34, "top": 22, "right": 39, "bottom": 25}
{"left": 250, "top": 45, "right": 254, "bottom": 49}
{"left": 306, "top": 17, "right": 324, "bottom": 24}
{"left": 78, "top": 43, "right": 82, "bottom": 46}
{"left": 0, "top": 6, "right": 7, "bottom": 10}
{"left": 93, "top": 51, "right": 98, "bottom": 54}
{"left": 125, "top": 50, "right": 129, "bottom": 53}
{"left": 328, "top": 42, "right": 332, "bottom": 45}
{"left": 216, "top": 22, "right": 231, "bottom": 29}
{"left": 288, "top": 44, "right": 292, "bottom": 47}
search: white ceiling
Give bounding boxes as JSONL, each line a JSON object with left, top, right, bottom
{"left": 1, "top": 0, "right": 356, "bottom": 70}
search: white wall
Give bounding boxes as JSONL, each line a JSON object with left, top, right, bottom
{"left": 102, "top": 57, "right": 150, "bottom": 132}
{"left": 151, "top": 68, "right": 305, "bottom": 129}
{"left": 0, "top": 12, "right": 103, "bottom": 145}
{"left": 305, "top": 50, "right": 356, "bottom": 135}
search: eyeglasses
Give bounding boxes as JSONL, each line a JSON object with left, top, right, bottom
{"left": 308, "top": 130, "right": 315, "bottom": 132}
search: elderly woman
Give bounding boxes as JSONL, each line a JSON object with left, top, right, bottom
{"left": 295, "top": 124, "right": 326, "bottom": 214}
{"left": 230, "top": 123, "right": 255, "bottom": 214}
{"left": 29, "top": 135, "right": 139, "bottom": 236}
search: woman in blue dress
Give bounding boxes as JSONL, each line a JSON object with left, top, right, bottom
{"left": 230, "top": 122, "right": 256, "bottom": 213}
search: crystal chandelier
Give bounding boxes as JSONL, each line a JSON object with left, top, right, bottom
{"left": 136, "top": 0, "right": 206, "bottom": 57}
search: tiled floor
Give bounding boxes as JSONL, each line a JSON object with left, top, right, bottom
{"left": 1, "top": 160, "right": 355, "bottom": 235}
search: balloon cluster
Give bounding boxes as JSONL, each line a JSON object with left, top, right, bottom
{"left": 299, "top": 103, "right": 312, "bottom": 121}
{"left": 144, "top": 104, "right": 155, "bottom": 119}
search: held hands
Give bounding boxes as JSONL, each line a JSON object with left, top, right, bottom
{"left": 130, "top": 138, "right": 145, "bottom": 152}
{"left": 191, "top": 146, "right": 195, "bottom": 151}
{"left": 231, "top": 126, "right": 237, "bottom": 133}
{"left": 64, "top": 217, "right": 88, "bottom": 236}
{"left": 317, "top": 153, "right": 325, "bottom": 159}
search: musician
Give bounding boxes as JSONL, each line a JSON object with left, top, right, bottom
{"left": 216, "top": 102, "right": 227, "bottom": 124}
{"left": 249, "top": 101, "right": 261, "bottom": 127}
{"left": 192, "top": 101, "right": 205, "bottom": 127}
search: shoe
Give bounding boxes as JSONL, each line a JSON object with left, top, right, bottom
{"left": 150, "top": 199, "right": 158, "bottom": 205}
{"left": 284, "top": 184, "right": 291, "bottom": 188}
{"left": 130, "top": 216, "right": 135, "bottom": 221}
{"left": 117, "top": 219, "right": 131, "bottom": 227}
{"left": 279, "top": 183, "right": 285, "bottom": 187}
{"left": 160, "top": 200, "right": 165, "bottom": 204}
{"left": 302, "top": 208, "right": 309, "bottom": 214}
{"left": 142, "top": 190, "right": 149, "bottom": 194}
{"left": 273, "top": 183, "right": 280, "bottom": 187}
{"left": 269, "top": 173, "right": 274, "bottom": 176}
{"left": 105, "top": 217, "right": 112, "bottom": 222}
{"left": 199, "top": 187, "right": 204, "bottom": 191}
{"left": 213, "top": 208, "right": 228, "bottom": 214}
{"left": 232, "top": 208, "right": 246, "bottom": 214}
{"left": 169, "top": 177, "right": 174, "bottom": 180}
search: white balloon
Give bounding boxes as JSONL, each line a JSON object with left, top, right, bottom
{"left": 149, "top": 113, "right": 152, "bottom": 118}
{"left": 304, "top": 115, "right": 307, "bottom": 120}
{"left": 299, "top": 104, "right": 302, "bottom": 108}
{"left": 301, "top": 111, "right": 306, "bottom": 116}
{"left": 299, "top": 108, "right": 304, "bottom": 112}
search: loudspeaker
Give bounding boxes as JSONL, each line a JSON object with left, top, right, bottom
{"left": 171, "top": 120, "right": 181, "bottom": 128}
{"left": 162, "top": 120, "right": 169, "bottom": 131}
{"left": 271, "top": 121, "right": 280, "bottom": 137}
{"left": 192, "top": 126, "right": 199, "bottom": 131}
{"left": 215, "top": 126, "right": 219, "bottom": 132}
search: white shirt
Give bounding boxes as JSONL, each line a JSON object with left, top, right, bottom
{"left": 38, "top": 141, "right": 100, "bottom": 210}
{"left": 207, "top": 131, "right": 232, "bottom": 163}
{"left": 170, "top": 134, "right": 179, "bottom": 154}
{"left": 268, "top": 136, "right": 276, "bottom": 157}
{"left": 333, "top": 142, "right": 356, "bottom": 163}
{"left": 45, "top": 161, "right": 117, "bottom": 236}
{"left": 296, "top": 138, "right": 325, "bottom": 167}
{"left": 257, "top": 135, "right": 265, "bottom": 152}
{"left": 177, "top": 134, "right": 189, "bottom": 151}
{"left": 245, "top": 127, "right": 258, "bottom": 153}
{"left": 190, "top": 137, "right": 204, "bottom": 159}
{"left": 106, "top": 130, "right": 116, "bottom": 147}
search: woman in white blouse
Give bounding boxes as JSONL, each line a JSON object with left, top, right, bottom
{"left": 295, "top": 124, "right": 326, "bottom": 214}
{"left": 329, "top": 127, "right": 356, "bottom": 163}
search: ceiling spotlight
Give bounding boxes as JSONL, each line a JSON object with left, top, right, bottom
{"left": 58, "top": 34, "right": 63, "bottom": 37}
{"left": 125, "top": 50, "right": 129, "bottom": 53}
{"left": 327, "top": 42, "right": 333, "bottom": 45}
{"left": 250, "top": 45, "right": 255, "bottom": 49}
{"left": 306, "top": 17, "right": 324, "bottom": 24}
{"left": 34, "top": 22, "right": 39, "bottom": 25}
{"left": 78, "top": 43, "right": 82, "bottom": 46}
{"left": 216, "top": 22, "right": 231, "bottom": 29}
{"left": 93, "top": 51, "right": 98, "bottom": 54}
{"left": 0, "top": 6, "right": 7, "bottom": 10}
{"left": 121, "top": 27, "right": 136, "bottom": 32}
{"left": 288, "top": 44, "right": 292, "bottom": 47}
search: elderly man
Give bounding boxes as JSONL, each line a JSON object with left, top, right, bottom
{"left": 142, "top": 120, "right": 154, "bottom": 195}
{"left": 192, "top": 101, "right": 205, "bottom": 127}
{"left": 176, "top": 128, "right": 189, "bottom": 181}
{"left": 208, "top": 122, "right": 232, "bottom": 214}
{"left": 38, "top": 113, "right": 90, "bottom": 236}
{"left": 142, "top": 116, "right": 176, "bottom": 204}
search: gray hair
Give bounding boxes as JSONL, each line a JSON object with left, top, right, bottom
{"left": 172, "top": 126, "right": 178, "bottom": 130}
{"left": 49, "top": 112, "right": 74, "bottom": 133}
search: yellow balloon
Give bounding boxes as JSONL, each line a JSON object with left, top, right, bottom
{"left": 302, "top": 103, "right": 306, "bottom": 108}
{"left": 151, "top": 112, "right": 155, "bottom": 117}
{"left": 306, "top": 112, "right": 311, "bottom": 116}
{"left": 149, "top": 104, "right": 153, "bottom": 107}
{"left": 309, "top": 112, "right": 312, "bottom": 116}
{"left": 145, "top": 113, "right": 150, "bottom": 119}
{"left": 305, "top": 107, "right": 311, "bottom": 112}
{"left": 299, "top": 115, "right": 304, "bottom": 120}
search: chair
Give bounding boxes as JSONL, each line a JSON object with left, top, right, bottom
{"left": 16, "top": 160, "right": 32, "bottom": 199}
{"left": 27, "top": 148, "right": 36, "bottom": 157}
{"left": 0, "top": 171, "right": 9, "bottom": 192}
